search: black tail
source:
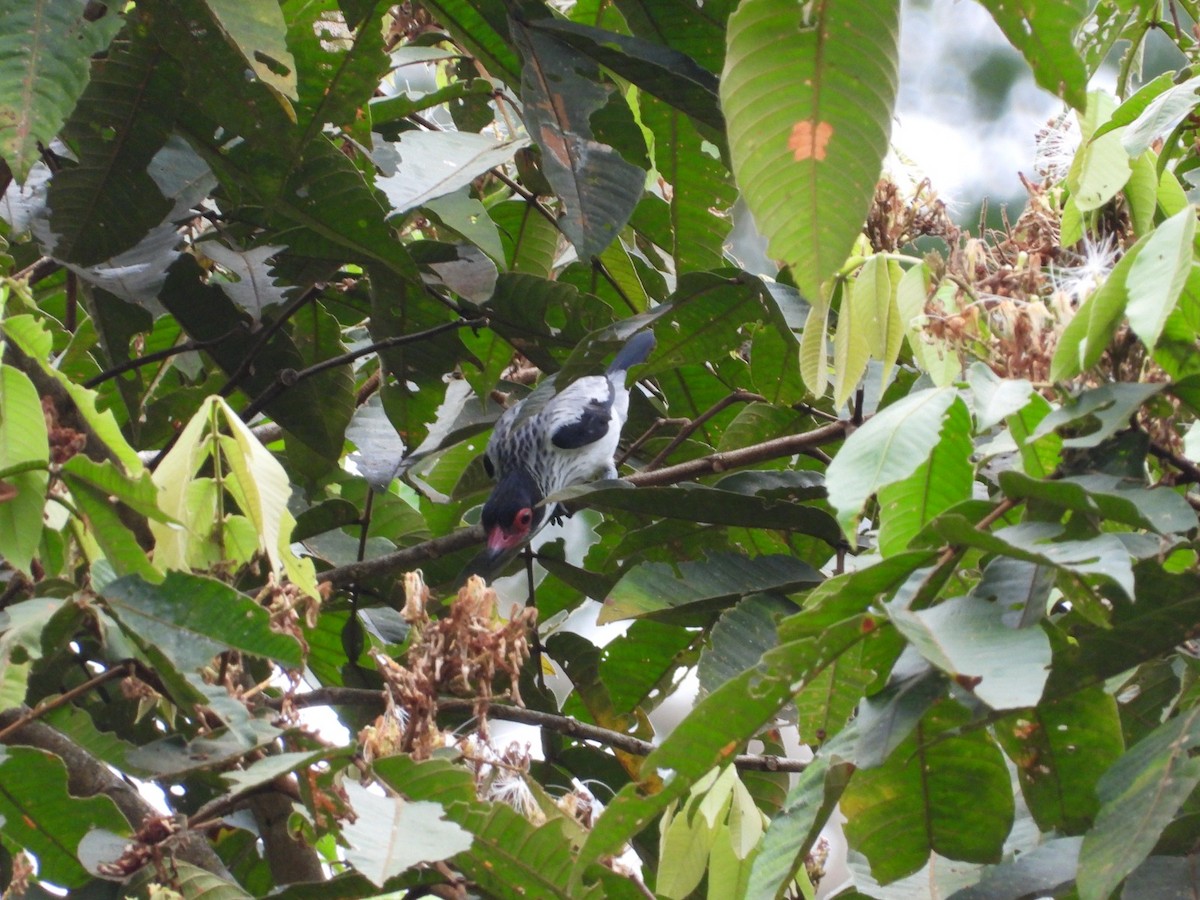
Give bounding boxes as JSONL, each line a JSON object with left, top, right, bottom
{"left": 608, "top": 331, "right": 656, "bottom": 374}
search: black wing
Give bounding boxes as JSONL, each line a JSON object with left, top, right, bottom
{"left": 548, "top": 376, "right": 615, "bottom": 449}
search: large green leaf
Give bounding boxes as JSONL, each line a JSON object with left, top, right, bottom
{"left": 887, "top": 593, "right": 1052, "bottom": 711}
{"left": 204, "top": 0, "right": 297, "bottom": 100}
{"left": 996, "top": 687, "right": 1124, "bottom": 835}
{"left": 825, "top": 388, "right": 959, "bottom": 536}
{"left": 975, "top": 0, "right": 1087, "bottom": 110}
{"left": 1077, "top": 705, "right": 1200, "bottom": 900}
{"left": 378, "top": 131, "right": 530, "bottom": 215}
{"left": 46, "top": 28, "right": 181, "bottom": 265}
{"left": 510, "top": 16, "right": 645, "bottom": 260}
{"left": 615, "top": 0, "right": 735, "bottom": 73}
{"left": 641, "top": 95, "right": 736, "bottom": 272}
{"left": 1125, "top": 205, "right": 1195, "bottom": 351}
{"left": 877, "top": 395, "right": 973, "bottom": 556}
{"left": 0, "top": 364, "right": 48, "bottom": 576}
{"left": 102, "top": 571, "right": 304, "bottom": 669}
{"left": 998, "top": 471, "right": 1196, "bottom": 536}
{"left": 341, "top": 780, "right": 473, "bottom": 887}
{"left": 721, "top": 0, "right": 899, "bottom": 299}
{"left": 841, "top": 702, "right": 1014, "bottom": 884}
{"left": 600, "top": 553, "right": 822, "bottom": 624}
{"left": 0, "top": 0, "right": 123, "bottom": 182}
{"left": 418, "top": 0, "right": 521, "bottom": 87}
{"left": 0, "top": 746, "right": 130, "bottom": 888}
{"left": 374, "top": 756, "right": 615, "bottom": 899}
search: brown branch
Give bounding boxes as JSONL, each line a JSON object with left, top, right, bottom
{"left": 1149, "top": 441, "right": 1200, "bottom": 485}
{"left": 84, "top": 326, "right": 247, "bottom": 389}
{"left": 317, "top": 419, "right": 851, "bottom": 588}
{"left": 644, "top": 390, "right": 766, "bottom": 471}
{"left": 0, "top": 663, "right": 132, "bottom": 742}
{"left": 277, "top": 689, "right": 809, "bottom": 773}
{"left": 0, "top": 707, "right": 230, "bottom": 877}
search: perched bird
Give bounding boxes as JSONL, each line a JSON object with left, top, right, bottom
{"left": 477, "top": 331, "right": 655, "bottom": 567}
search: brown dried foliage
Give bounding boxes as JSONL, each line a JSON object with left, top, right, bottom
{"left": 361, "top": 572, "right": 536, "bottom": 760}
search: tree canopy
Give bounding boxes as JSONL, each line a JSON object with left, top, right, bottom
{"left": 1, "top": 0, "right": 1199, "bottom": 897}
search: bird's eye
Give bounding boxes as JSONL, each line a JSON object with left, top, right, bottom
{"left": 516, "top": 508, "right": 532, "bottom": 527}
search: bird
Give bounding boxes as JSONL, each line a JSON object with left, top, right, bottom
{"left": 475, "top": 331, "right": 655, "bottom": 569}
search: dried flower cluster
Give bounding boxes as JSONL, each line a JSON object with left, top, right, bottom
{"left": 360, "top": 571, "right": 537, "bottom": 760}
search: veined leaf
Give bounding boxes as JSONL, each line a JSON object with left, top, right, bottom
{"left": 510, "top": 16, "right": 645, "bottom": 260}
{"left": 0, "top": 0, "right": 123, "bottom": 182}
{"left": 0, "top": 364, "right": 48, "bottom": 575}
{"left": 1077, "top": 705, "right": 1200, "bottom": 900}
{"left": 841, "top": 702, "right": 1013, "bottom": 883}
{"left": 975, "top": 0, "right": 1087, "bottom": 110}
{"left": 825, "top": 388, "right": 960, "bottom": 537}
{"left": 877, "top": 397, "right": 972, "bottom": 557}
{"left": 1125, "top": 205, "right": 1195, "bottom": 351}
{"left": 721, "top": 0, "right": 900, "bottom": 300}
{"left": 0, "top": 747, "right": 131, "bottom": 888}
{"left": 204, "top": 0, "right": 298, "bottom": 101}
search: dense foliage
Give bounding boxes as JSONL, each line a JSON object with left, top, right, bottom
{"left": 1, "top": 0, "right": 1200, "bottom": 897}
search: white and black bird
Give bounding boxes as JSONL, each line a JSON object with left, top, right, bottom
{"left": 477, "top": 331, "right": 655, "bottom": 567}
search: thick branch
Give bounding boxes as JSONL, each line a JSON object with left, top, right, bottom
{"left": 0, "top": 707, "right": 230, "bottom": 877}
{"left": 317, "top": 419, "right": 850, "bottom": 588}
{"left": 279, "top": 689, "right": 809, "bottom": 773}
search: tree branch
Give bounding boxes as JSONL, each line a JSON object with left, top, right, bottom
{"left": 644, "top": 389, "right": 766, "bottom": 471}
{"left": 317, "top": 419, "right": 850, "bottom": 588}
{"left": 84, "top": 326, "right": 247, "bottom": 389}
{"left": 278, "top": 689, "right": 809, "bottom": 773}
{"left": 0, "top": 707, "right": 231, "bottom": 877}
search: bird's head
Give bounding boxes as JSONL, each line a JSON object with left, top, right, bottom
{"left": 479, "top": 468, "right": 545, "bottom": 562}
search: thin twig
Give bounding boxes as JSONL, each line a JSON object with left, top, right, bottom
{"left": 276, "top": 689, "right": 809, "bottom": 773}
{"left": 219, "top": 284, "right": 324, "bottom": 399}
{"left": 0, "top": 663, "right": 132, "bottom": 742}
{"left": 84, "top": 326, "right": 246, "bottom": 389}
{"left": 615, "top": 417, "right": 689, "bottom": 467}
{"left": 644, "top": 390, "right": 765, "bottom": 471}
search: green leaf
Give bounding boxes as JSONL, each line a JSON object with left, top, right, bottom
{"left": 1031, "top": 382, "right": 1163, "bottom": 449}
{"left": 531, "top": 19, "right": 724, "bottom": 133}
{"left": 721, "top": 0, "right": 899, "bottom": 300}
{"left": 1091, "top": 70, "right": 1176, "bottom": 142}
{"left": 378, "top": 131, "right": 530, "bottom": 215}
{"left": 1077, "top": 706, "right": 1200, "bottom": 900}
{"left": 600, "top": 553, "right": 822, "bottom": 624}
{"left": 1125, "top": 205, "right": 1196, "bottom": 351}
{"left": 490, "top": 199, "right": 560, "bottom": 277}
{"left": 832, "top": 265, "right": 874, "bottom": 411}
{"left": 0, "top": 364, "right": 48, "bottom": 575}
{"left": 887, "top": 594, "right": 1052, "bottom": 711}
{"left": 745, "top": 746, "right": 855, "bottom": 899}
{"left": 1122, "top": 75, "right": 1200, "bottom": 156}
{"left": 825, "top": 388, "right": 959, "bottom": 536}
{"left": 996, "top": 687, "right": 1124, "bottom": 835}
{"left": 1067, "top": 91, "right": 1132, "bottom": 213}
{"left": 103, "top": 571, "right": 304, "bottom": 669}
{"left": 930, "top": 517, "right": 1134, "bottom": 600}
{"left": 799, "top": 297, "right": 830, "bottom": 397}
{"left": 0, "top": 0, "right": 123, "bottom": 182}
{"left": 204, "top": 0, "right": 297, "bottom": 101}
{"left": 510, "top": 17, "right": 645, "bottom": 259}
{"left": 0, "top": 746, "right": 131, "bottom": 888}
{"left": 841, "top": 702, "right": 1014, "bottom": 883}
{"left": 641, "top": 95, "right": 736, "bottom": 273}
{"left": 342, "top": 781, "right": 474, "bottom": 887}
{"left": 877, "top": 395, "right": 973, "bottom": 557}
{"left": 998, "top": 471, "right": 1197, "bottom": 536}
{"left": 374, "top": 756, "right": 610, "bottom": 899}
{"left": 418, "top": 0, "right": 521, "bottom": 87}
{"left": 975, "top": 0, "right": 1087, "bottom": 110}
{"left": 615, "top": 0, "right": 735, "bottom": 73}
{"left": 47, "top": 28, "right": 180, "bottom": 266}
{"left": 698, "top": 593, "right": 797, "bottom": 702}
